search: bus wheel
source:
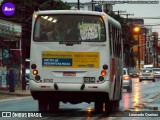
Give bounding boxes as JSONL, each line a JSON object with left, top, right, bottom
{"left": 38, "top": 99, "right": 49, "bottom": 112}
{"left": 48, "top": 100, "right": 59, "bottom": 112}
{"left": 94, "top": 101, "right": 103, "bottom": 112}
{"left": 105, "top": 100, "right": 119, "bottom": 113}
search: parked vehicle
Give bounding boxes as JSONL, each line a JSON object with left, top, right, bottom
{"left": 152, "top": 68, "right": 160, "bottom": 78}
{"left": 143, "top": 64, "right": 153, "bottom": 68}
{"left": 139, "top": 68, "right": 155, "bottom": 82}
{"left": 123, "top": 68, "right": 132, "bottom": 92}
{"left": 129, "top": 69, "right": 140, "bottom": 77}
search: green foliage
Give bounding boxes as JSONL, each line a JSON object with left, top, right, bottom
{"left": 0, "top": 0, "right": 71, "bottom": 59}
{"left": 38, "top": 0, "right": 71, "bottom": 10}
{"left": 0, "top": 0, "right": 71, "bottom": 23}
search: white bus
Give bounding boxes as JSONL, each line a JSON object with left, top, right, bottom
{"left": 30, "top": 10, "right": 123, "bottom": 112}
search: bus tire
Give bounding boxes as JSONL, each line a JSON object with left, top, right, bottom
{"left": 38, "top": 99, "right": 48, "bottom": 112}
{"left": 105, "top": 100, "right": 119, "bottom": 113}
{"left": 119, "top": 78, "right": 123, "bottom": 100}
{"left": 94, "top": 101, "right": 103, "bottom": 112}
{"left": 48, "top": 100, "right": 59, "bottom": 112}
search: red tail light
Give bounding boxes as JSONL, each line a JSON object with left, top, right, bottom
{"left": 101, "top": 70, "right": 107, "bottom": 76}
{"left": 139, "top": 73, "right": 142, "bottom": 76}
{"left": 123, "top": 76, "right": 130, "bottom": 80}
{"left": 151, "top": 73, "right": 154, "bottom": 76}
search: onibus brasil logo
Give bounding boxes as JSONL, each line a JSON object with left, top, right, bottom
{"left": 2, "top": 2, "right": 15, "bottom": 16}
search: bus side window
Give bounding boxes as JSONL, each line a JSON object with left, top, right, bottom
{"left": 109, "top": 23, "right": 112, "bottom": 56}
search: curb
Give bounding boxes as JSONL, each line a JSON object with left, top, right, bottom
{"left": 134, "top": 93, "right": 160, "bottom": 111}
{"left": 0, "top": 90, "right": 31, "bottom": 96}
{"left": 144, "top": 105, "right": 160, "bottom": 110}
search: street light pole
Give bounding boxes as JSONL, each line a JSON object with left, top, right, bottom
{"left": 92, "top": 0, "right": 94, "bottom": 11}
{"left": 130, "top": 41, "right": 160, "bottom": 68}
{"left": 138, "top": 33, "right": 140, "bottom": 69}
{"left": 133, "top": 26, "right": 140, "bottom": 69}
{"left": 78, "top": 0, "right": 80, "bottom": 10}
{"left": 130, "top": 43, "right": 146, "bottom": 69}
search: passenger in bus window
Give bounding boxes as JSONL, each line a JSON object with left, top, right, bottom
{"left": 63, "top": 20, "right": 81, "bottom": 41}
{"left": 47, "top": 21, "right": 62, "bottom": 41}
{"left": 40, "top": 25, "right": 48, "bottom": 41}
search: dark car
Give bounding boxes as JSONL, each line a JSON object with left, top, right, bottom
{"left": 130, "top": 69, "right": 140, "bottom": 77}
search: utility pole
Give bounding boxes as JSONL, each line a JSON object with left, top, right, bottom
{"left": 120, "top": 13, "right": 134, "bottom": 68}
{"left": 120, "top": 13, "right": 134, "bottom": 23}
{"left": 92, "top": 0, "right": 94, "bottom": 11}
{"left": 133, "top": 26, "right": 140, "bottom": 69}
{"left": 21, "top": 1, "right": 27, "bottom": 90}
{"left": 77, "top": 0, "right": 80, "bottom": 10}
{"left": 138, "top": 34, "right": 140, "bottom": 69}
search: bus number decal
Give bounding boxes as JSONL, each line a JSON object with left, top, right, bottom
{"left": 84, "top": 77, "right": 95, "bottom": 83}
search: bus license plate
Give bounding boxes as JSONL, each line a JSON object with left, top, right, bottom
{"left": 84, "top": 77, "right": 95, "bottom": 83}
{"left": 63, "top": 72, "right": 76, "bottom": 76}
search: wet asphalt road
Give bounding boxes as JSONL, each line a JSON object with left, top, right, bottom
{"left": 0, "top": 77, "right": 160, "bottom": 120}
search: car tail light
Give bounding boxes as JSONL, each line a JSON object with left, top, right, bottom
{"left": 139, "top": 73, "right": 142, "bottom": 76}
{"left": 123, "top": 76, "right": 130, "bottom": 80}
{"left": 151, "top": 73, "right": 154, "bottom": 76}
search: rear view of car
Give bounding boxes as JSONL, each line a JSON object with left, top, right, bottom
{"left": 123, "top": 68, "right": 132, "bottom": 92}
{"left": 153, "top": 68, "right": 160, "bottom": 78}
{"left": 130, "top": 69, "right": 140, "bottom": 77}
{"left": 139, "top": 68, "right": 155, "bottom": 82}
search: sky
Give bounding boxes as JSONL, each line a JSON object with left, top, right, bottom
{"left": 62, "top": 0, "right": 160, "bottom": 35}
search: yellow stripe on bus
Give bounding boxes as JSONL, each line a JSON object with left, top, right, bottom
{"left": 42, "top": 51, "right": 99, "bottom": 68}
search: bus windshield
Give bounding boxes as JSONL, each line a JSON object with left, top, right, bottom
{"left": 33, "top": 14, "right": 106, "bottom": 42}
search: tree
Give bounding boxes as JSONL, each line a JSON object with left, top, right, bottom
{"left": 0, "top": 0, "right": 71, "bottom": 90}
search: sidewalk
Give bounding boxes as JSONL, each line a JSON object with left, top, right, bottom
{"left": 0, "top": 89, "right": 31, "bottom": 96}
